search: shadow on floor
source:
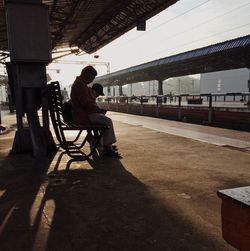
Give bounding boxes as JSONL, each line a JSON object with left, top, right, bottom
{"left": 0, "top": 147, "right": 231, "bottom": 251}
{"left": 0, "top": 151, "right": 56, "bottom": 251}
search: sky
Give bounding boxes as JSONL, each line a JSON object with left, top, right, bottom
{"left": 48, "top": 0, "right": 250, "bottom": 87}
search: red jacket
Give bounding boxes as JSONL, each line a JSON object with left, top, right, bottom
{"left": 70, "top": 76, "right": 102, "bottom": 125}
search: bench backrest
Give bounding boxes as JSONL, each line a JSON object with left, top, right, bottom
{"left": 48, "top": 81, "right": 67, "bottom": 145}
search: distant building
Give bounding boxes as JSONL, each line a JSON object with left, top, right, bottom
{"left": 200, "top": 68, "right": 249, "bottom": 94}
{"left": 110, "top": 76, "right": 200, "bottom": 97}
{"left": 163, "top": 76, "right": 200, "bottom": 95}
{"left": 120, "top": 81, "right": 157, "bottom": 96}
{"left": 103, "top": 68, "right": 250, "bottom": 97}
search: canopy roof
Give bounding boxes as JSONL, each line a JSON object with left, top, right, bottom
{"left": 95, "top": 34, "right": 250, "bottom": 86}
{"left": 0, "top": 0, "right": 178, "bottom": 54}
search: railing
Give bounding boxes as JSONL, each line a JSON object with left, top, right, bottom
{"left": 98, "top": 92, "right": 250, "bottom": 109}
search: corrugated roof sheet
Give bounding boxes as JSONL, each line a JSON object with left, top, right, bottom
{"left": 0, "top": 0, "right": 178, "bottom": 54}
{"left": 99, "top": 34, "right": 250, "bottom": 78}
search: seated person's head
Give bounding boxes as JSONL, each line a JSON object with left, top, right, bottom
{"left": 81, "top": 65, "right": 97, "bottom": 84}
{"left": 92, "top": 83, "right": 105, "bottom": 97}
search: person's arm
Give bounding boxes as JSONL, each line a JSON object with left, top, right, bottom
{"left": 73, "top": 84, "right": 102, "bottom": 113}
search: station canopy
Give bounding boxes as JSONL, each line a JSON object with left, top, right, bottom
{"left": 95, "top": 34, "right": 250, "bottom": 86}
{"left": 0, "top": 0, "right": 178, "bottom": 54}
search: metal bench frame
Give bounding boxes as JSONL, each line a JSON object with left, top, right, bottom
{"left": 48, "top": 81, "right": 108, "bottom": 161}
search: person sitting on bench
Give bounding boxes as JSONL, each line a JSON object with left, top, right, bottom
{"left": 70, "top": 65, "right": 120, "bottom": 157}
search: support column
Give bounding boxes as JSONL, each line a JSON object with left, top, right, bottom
{"left": 247, "top": 68, "right": 250, "bottom": 105}
{"left": 23, "top": 87, "right": 46, "bottom": 156}
{"left": 119, "top": 85, "right": 123, "bottom": 96}
{"left": 5, "top": 1, "right": 55, "bottom": 157}
{"left": 158, "top": 79, "right": 163, "bottom": 95}
{"left": 107, "top": 86, "right": 111, "bottom": 96}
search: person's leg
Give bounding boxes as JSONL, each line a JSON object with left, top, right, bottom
{"left": 88, "top": 113, "right": 116, "bottom": 148}
{"left": 89, "top": 113, "right": 116, "bottom": 154}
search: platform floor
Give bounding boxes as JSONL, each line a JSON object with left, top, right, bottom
{"left": 110, "top": 112, "right": 250, "bottom": 149}
{"left": 0, "top": 111, "right": 249, "bottom": 251}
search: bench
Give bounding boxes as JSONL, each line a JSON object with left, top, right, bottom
{"left": 48, "top": 81, "right": 108, "bottom": 161}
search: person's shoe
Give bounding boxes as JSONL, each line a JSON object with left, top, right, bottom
{"left": 103, "top": 149, "right": 121, "bottom": 157}
{"left": 111, "top": 145, "right": 118, "bottom": 151}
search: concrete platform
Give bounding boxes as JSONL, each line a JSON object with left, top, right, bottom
{"left": 0, "top": 111, "right": 250, "bottom": 251}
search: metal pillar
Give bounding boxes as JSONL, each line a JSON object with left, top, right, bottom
{"left": 247, "top": 69, "right": 250, "bottom": 105}
{"left": 119, "top": 85, "right": 123, "bottom": 96}
{"left": 158, "top": 79, "right": 163, "bottom": 95}
{"left": 107, "top": 86, "right": 111, "bottom": 96}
